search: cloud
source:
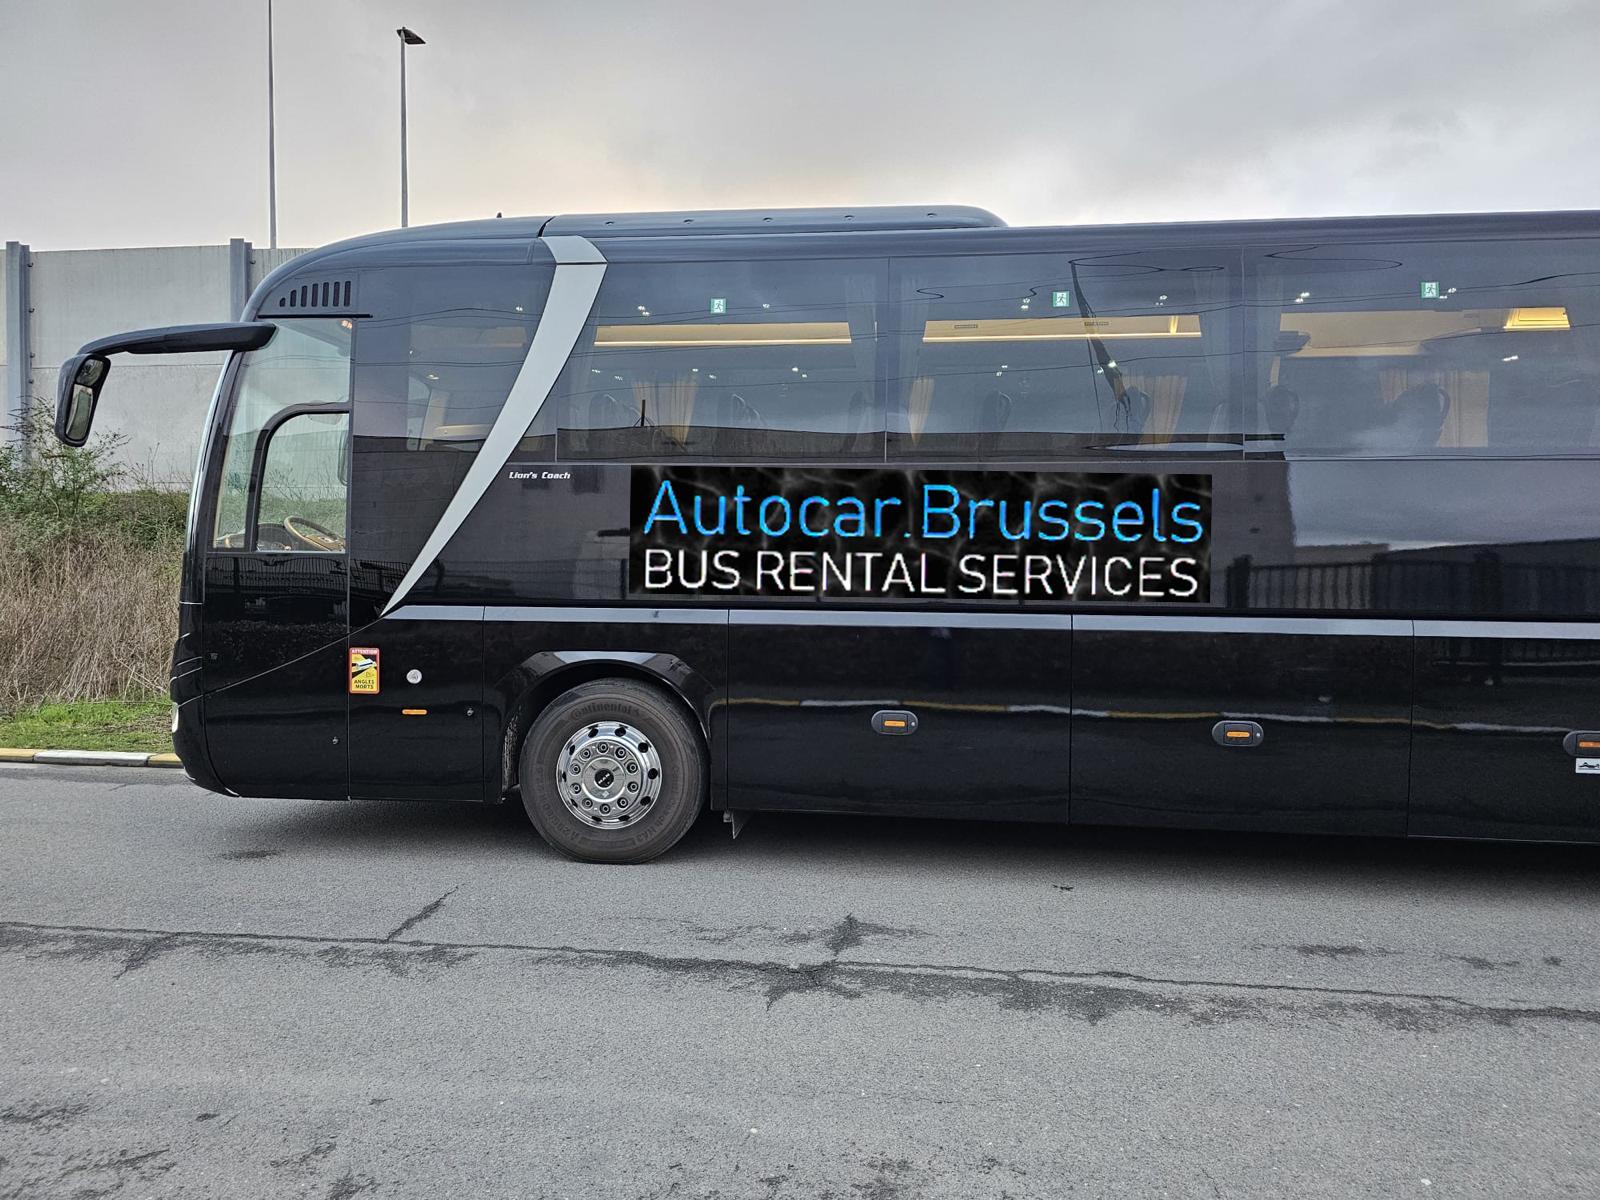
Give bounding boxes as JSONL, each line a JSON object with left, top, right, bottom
{"left": 3, "top": 0, "right": 1598, "bottom": 249}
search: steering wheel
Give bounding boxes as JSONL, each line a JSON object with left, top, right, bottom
{"left": 283, "top": 515, "right": 346, "bottom": 552}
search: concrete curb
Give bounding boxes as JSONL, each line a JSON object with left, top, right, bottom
{"left": 0, "top": 749, "right": 183, "bottom": 768}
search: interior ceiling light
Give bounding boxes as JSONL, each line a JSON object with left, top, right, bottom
{"left": 1281, "top": 307, "right": 1570, "bottom": 357}
{"left": 1503, "top": 307, "right": 1570, "bottom": 331}
{"left": 923, "top": 315, "right": 1201, "bottom": 342}
{"left": 596, "top": 322, "right": 851, "bottom": 347}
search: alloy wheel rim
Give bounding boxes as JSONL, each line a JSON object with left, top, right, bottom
{"left": 556, "top": 721, "right": 662, "bottom": 828}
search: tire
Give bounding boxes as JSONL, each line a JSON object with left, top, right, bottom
{"left": 519, "top": 679, "right": 706, "bottom": 864}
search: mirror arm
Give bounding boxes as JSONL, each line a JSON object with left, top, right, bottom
{"left": 80, "top": 322, "right": 277, "bottom": 357}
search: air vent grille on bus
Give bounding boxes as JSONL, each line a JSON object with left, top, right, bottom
{"left": 276, "top": 279, "right": 354, "bottom": 310}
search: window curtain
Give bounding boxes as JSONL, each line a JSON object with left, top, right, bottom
{"left": 633, "top": 375, "right": 698, "bottom": 446}
{"left": 1189, "top": 255, "right": 1237, "bottom": 438}
{"left": 1122, "top": 373, "right": 1189, "bottom": 440}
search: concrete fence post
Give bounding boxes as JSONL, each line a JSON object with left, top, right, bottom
{"left": 4, "top": 240, "right": 31, "bottom": 448}
{"left": 228, "top": 238, "right": 253, "bottom": 320}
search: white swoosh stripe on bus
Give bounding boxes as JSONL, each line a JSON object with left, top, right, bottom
{"left": 380, "top": 236, "right": 608, "bottom": 615}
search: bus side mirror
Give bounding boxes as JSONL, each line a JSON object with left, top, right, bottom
{"left": 55, "top": 353, "right": 111, "bottom": 446}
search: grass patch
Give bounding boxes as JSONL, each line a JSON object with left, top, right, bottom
{"left": 0, "top": 699, "right": 173, "bottom": 753}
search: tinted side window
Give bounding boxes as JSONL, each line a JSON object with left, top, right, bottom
{"left": 350, "top": 263, "right": 550, "bottom": 578}
{"left": 890, "top": 247, "right": 1240, "bottom": 461}
{"left": 1248, "top": 238, "right": 1600, "bottom": 457}
{"left": 545, "top": 257, "right": 886, "bottom": 461}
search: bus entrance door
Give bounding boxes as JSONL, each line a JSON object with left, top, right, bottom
{"left": 200, "top": 553, "right": 350, "bottom": 800}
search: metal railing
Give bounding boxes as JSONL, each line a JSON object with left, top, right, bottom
{"left": 1226, "top": 552, "right": 1600, "bottom": 620}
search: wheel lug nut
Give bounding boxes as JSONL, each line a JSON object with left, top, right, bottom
{"left": 580, "top": 748, "right": 591, "bottom": 759}
{"left": 625, "top": 761, "right": 637, "bottom": 773}
{"left": 618, "top": 797, "right": 629, "bottom": 809}
{"left": 599, "top": 804, "right": 611, "bottom": 814}
{"left": 627, "top": 781, "right": 638, "bottom": 792}
{"left": 581, "top": 796, "right": 592, "bottom": 808}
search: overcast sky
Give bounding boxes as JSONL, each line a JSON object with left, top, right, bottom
{"left": 2, "top": 0, "right": 1597, "bottom": 250}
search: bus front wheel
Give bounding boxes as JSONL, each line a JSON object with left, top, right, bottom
{"left": 519, "top": 679, "right": 706, "bottom": 864}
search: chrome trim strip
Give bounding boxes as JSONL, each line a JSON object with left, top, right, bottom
{"left": 380, "top": 237, "right": 607, "bottom": 615}
{"left": 729, "top": 609, "right": 1071, "bottom": 630}
{"left": 1075, "top": 615, "right": 1413, "bottom": 637}
{"left": 385, "top": 604, "right": 487, "bottom": 622}
{"left": 381, "top": 607, "right": 1600, "bottom": 640}
{"left": 485, "top": 605, "right": 728, "bottom": 625}
{"left": 1416, "top": 620, "right": 1600, "bottom": 641}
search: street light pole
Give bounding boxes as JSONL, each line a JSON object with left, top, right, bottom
{"left": 267, "top": 0, "right": 278, "bottom": 248}
{"left": 397, "top": 27, "right": 425, "bottom": 228}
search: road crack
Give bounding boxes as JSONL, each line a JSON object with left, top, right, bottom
{"left": 3, "top": 917, "right": 1597, "bottom": 1031}
{"left": 383, "top": 886, "right": 458, "bottom": 942}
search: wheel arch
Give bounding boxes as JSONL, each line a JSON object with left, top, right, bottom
{"left": 494, "top": 651, "right": 717, "bottom": 804}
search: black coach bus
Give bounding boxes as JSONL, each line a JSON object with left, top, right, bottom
{"left": 55, "top": 205, "right": 1600, "bottom": 862}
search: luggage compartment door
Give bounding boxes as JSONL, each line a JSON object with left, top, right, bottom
{"left": 1412, "top": 622, "right": 1600, "bottom": 840}
{"left": 727, "top": 612, "right": 1072, "bottom": 821}
{"left": 1071, "top": 616, "right": 1413, "bottom": 835}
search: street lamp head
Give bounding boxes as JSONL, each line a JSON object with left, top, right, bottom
{"left": 397, "top": 27, "right": 425, "bottom": 45}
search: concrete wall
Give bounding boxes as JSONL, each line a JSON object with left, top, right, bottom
{"left": 0, "top": 248, "right": 9, "bottom": 369}
{"left": 2, "top": 241, "right": 307, "bottom": 486}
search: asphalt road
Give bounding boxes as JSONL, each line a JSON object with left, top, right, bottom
{"left": 1, "top": 765, "right": 1598, "bottom": 1199}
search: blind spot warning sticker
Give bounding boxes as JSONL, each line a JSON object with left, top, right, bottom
{"left": 349, "top": 647, "right": 380, "bottom": 694}
{"left": 1576, "top": 758, "right": 1600, "bottom": 775}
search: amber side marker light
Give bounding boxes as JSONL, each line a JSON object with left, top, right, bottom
{"left": 402, "top": 708, "right": 429, "bottom": 716}
{"left": 1560, "top": 731, "right": 1600, "bottom": 756}
{"left": 871, "top": 709, "right": 919, "bottom": 735}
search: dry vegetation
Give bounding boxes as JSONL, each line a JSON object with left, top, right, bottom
{"left": 1, "top": 406, "right": 185, "bottom": 712}
{"left": 0, "top": 525, "right": 181, "bottom": 708}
